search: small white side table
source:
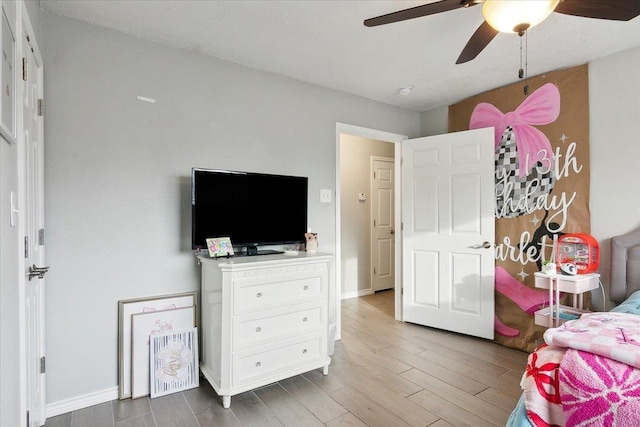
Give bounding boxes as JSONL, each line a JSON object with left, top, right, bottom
{"left": 533, "top": 272, "right": 600, "bottom": 328}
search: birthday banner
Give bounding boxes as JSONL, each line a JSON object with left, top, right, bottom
{"left": 449, "top": 65, "right": 591, "bottom": 352}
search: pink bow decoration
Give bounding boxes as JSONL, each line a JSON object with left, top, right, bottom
{"left": 469, "top": 83, "right": 560, "bottom": 176}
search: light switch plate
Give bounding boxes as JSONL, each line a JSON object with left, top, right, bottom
{"left": 10, "top": 191, "right": 18, "bottom": 227}
{"left": 320, "top": 189, "right": 332, "bottom": 203}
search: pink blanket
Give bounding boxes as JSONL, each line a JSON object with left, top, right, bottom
{"left": 544, "top": 312, "right": 640, "bottom": 369}
{"left": 523, "top": 313, "right": 640, "bottom": 426}
{"left": 559, "top": 349, "right": 640, "bottom": 426}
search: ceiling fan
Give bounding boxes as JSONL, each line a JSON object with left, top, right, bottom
{"left": 364, "top": 0, "right": 640, "bottom": 64}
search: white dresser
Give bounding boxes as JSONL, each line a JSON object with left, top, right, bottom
{"left": 197, "top": 252, "right": 332, "bottom": 408}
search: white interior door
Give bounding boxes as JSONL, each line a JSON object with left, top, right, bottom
{"left": 22, "top": 19, "right": 45, "bottom": 426}
{"left": 402, "top": 128, "right": 494, "bottom": 339}
{"left": 371, "top": 157, "right": 395, "bottom": 291}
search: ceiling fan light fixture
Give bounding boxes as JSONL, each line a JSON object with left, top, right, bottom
{"left": 482, "top": 0, "right": 559, "bottom": 34}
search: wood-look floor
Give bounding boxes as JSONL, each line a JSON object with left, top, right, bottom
{"left": 44, "top": 290, "right": 528, "bottom": 427}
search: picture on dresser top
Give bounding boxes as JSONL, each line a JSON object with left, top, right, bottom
{"left": 206, "top": 237, "right": 234, "bottom": 258}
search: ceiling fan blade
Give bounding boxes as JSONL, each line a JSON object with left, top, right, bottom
{"left": 456, "top": 20, "right": 498, "bottom": 64}
{"left": 554, "top": 0, "right": 640, "bottom": 21}
{"left": 364, "top": 0, "right": 477, "bottom": 27}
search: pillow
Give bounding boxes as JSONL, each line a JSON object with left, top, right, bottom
{"left": 610, "top": 290, "right": 640, "bottom": 315}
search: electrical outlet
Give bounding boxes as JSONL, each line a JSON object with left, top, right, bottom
{"left": 320, "top": 189, "right": 332, "bottom": 204}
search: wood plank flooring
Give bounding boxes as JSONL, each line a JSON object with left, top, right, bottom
{"left": 44, "top": 290, "right": 528, "bottom": 427}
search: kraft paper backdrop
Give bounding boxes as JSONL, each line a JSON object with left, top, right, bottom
{"left": 449, "top": 65, "right": 591, "bottom": 352}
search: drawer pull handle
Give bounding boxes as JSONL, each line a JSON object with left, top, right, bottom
{"left": 302, "top": 349, "right": 308, "bottom": 354}
{"left": 255, "top": 326, "right": 262, "bottom": 333}
{"left": 303, "top": 285, "right": 309, "bottom": 291}
{"left": 302, "top": 317, "right": 308, "bottom": 322}
{"left": 255, "top": 361, "right": 261, "bottom": 367}
{"left": 256, "top": 292, "right": 263, "bottom": 298}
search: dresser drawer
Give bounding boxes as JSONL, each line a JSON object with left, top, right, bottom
{"left": 233, "top": 302, "right": 324, "bottom": 350}
{"left": 232, "top": 333, "right": 325, "bottom": 388}
{"left": 234, "top": 274, "right": 324, "bottom": 314}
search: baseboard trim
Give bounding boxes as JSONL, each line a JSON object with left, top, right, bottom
{"left": 46, "top": 386, "right": 119, "bottom": 418}
{"left": 341, "top": 288, "right": 373, "bottom": 300}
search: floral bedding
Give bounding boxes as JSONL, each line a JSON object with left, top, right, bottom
{"left": 508, "top": 292, "right": 640, "bottom": 427}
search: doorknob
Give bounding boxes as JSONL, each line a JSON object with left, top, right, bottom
{"left": 28, "top": 264, "right": 49, "bottom": 281}
{"left": 390, "top": 229, "right": 395, "bottom": 235}
{"left": 469, "top": 241, "right": 492, "bottom": 249}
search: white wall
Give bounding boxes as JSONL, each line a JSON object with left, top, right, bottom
{"left": 589, "top": 46, "right": 640, "bottom": 307}
{"left": 41, "top": 12, "right": 420, "bottom": 406}
{"left": 339, "top": 135, "right": 394, "bottom": 296}
{"left": 419, "top": 46, "right": 640, "bottom": 308}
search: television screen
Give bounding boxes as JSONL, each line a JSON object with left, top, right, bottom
{"left": 191, "top": 168, "right": 308, "bottom": 252}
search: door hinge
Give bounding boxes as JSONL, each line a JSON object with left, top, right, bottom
{"left": 401, "top": 288, "right": 404, "bottom": 295}
{"left": 373, "top": 267, "right": 376, "bottom": 276}
{"left": 38, "top": 99, "right": 44, "bottom": 116}
{"left": 401, "top": 222, "right": 404, "bottom": 231}
{"left": 401, "top": 157, "right": 404, "bottom": 165}
{"left": 373, "top": 171, "right": 376, "bottom": 179}
{"left": 22, "top": 58, "right": 27, "bottom": 81}
{"left": 24, "top": 236, "right": 29, "bottom": 258}
{"left": 39, "top": 228, "right": 45, "bottom": 245}
{"left": 40, "top": 356, "right": 45, "bottom": 374}
{"left": 373, "top": 219, "right": 376, "bottom": 227}
{"left": 26, "top": 410, "right": 30, "bottom": 427}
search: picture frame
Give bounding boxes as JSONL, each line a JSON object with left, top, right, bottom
{"left": 0, "top": 4, "right": 16, "bottom": 144}
{"left": 131, "top": 305, "right": 196, "bottom": 399}
{"left": 150, "top": 327, "right": 199, "bottom": 398}
{"left": 117, "top": 292, "right": 197, "bottom": 399}
{"left": 206, "top": 237, "right": 234, "bottom": 258}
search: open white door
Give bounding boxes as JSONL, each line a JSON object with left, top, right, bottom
{"left": 402, "top": 128, "right": 494, "bottom": 339}
{"left": 22, "top": 14, "right": 46, "bottom": 426}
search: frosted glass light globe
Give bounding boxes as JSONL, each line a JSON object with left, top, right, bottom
{"left": 482, "top": 0, "right": 560, "bottom": 34}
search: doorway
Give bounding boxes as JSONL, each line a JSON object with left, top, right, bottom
{"left": 335, "top": 124, "right": 495, "bottom": 344}
{"left": 334, "top": 123, "right": 407, "bottom": 340}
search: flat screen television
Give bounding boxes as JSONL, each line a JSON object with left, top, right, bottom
{"left": 191, "top": 168, "right": 308, "bottom": 254}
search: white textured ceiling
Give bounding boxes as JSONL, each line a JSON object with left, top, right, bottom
{"left": 39, "top": 0, "right": 640, "bottom": 112}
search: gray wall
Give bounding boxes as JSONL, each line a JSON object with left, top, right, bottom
{"left": 589, "top": 46, "right": 640, "bottom": 309}
{"left": 41, "top": 12, "right": 420, "bottom": 403}
{"left": 420, "top": 105, "right": 448, "bottom": 137}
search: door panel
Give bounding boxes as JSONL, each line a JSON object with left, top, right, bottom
{"left": 371, "top": 158, "right": 395, "bottom": 291}
{"left": 23, "top": 19, "right": 45, "bottom": 426}
{"left": 402, "top": 128, "right": 494, "bottom": 340}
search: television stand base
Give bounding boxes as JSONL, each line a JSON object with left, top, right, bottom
{"left": 237, "top": 249, "right": 283, "bottom": 257}
{"left": 256, "top": 249, "right": 284, "bottom": 255}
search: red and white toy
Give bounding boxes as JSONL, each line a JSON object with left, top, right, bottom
{"left": 556, "top": 233, "right": 600, "bottom": 274}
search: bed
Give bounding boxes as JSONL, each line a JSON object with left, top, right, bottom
{"left": 507, "top": 230, "right": 640, "bottom": 427}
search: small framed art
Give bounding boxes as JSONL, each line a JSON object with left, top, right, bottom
{"left": 206, "top": 237, "right": 234, "bottom": 258}
{"left": 117, "top": 292, "right": 197, "bottom": 399}
{"left": 131, "top": 305, "right": 196, "bottom": 399}
{"left": 150, "top": 327, "right": 199, "bottom": 398}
